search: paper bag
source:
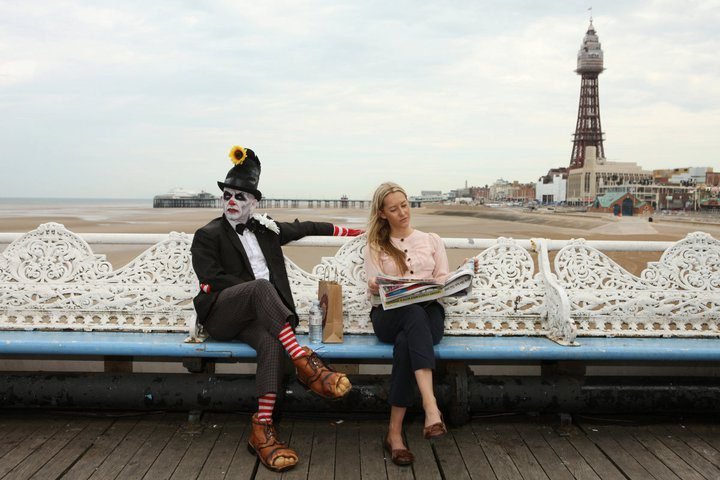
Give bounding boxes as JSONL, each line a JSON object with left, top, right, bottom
{"left": 318, "top": 280, "right": 343, "bottom": 343}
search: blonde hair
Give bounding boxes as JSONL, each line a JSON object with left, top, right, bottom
{"left": 367, "top": 182, "right": 408, "bottom": 275}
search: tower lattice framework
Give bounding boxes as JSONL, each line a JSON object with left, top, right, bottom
{"left": 570, "top": 21, "right": 605, "bottom": 169}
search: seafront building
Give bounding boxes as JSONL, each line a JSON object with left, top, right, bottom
{"left": 595, "top": 168, "right": 717, "bottom": 211}
{"left": 590, "top": 191, "right": 653, "bottom": 216}
{"left": 653, "top": 167, "right": 713, "bottom": 185}
{"left": 413, "top": 190, "right": 446, "bottom": 203}
{"left": 597, "top": 182, "right": 694, "bottom": 211}
{"left": 489, "top": 179, "right": 511, "bottom": 201}
{"left": 567, "top": 146, "right": 652, "bottom": 205}
{"left": 535, "top": 168, "right": 568, "bottom": 204}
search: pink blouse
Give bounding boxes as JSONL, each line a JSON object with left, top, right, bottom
{"left": 364, "top": 229, "right": 449, "bottom": 284}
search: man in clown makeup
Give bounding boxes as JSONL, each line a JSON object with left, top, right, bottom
{"left": 191, "top": 145, "right": 361, "bottom": 472}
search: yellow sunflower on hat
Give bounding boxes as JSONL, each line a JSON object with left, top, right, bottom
{"left": 229, "top": 145, "right": 247, "bottom": 165}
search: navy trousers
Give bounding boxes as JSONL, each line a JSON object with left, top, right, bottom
{"left": 371, "top": 301, "right": 445, "bottom": 407}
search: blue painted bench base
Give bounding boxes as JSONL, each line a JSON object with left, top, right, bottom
{"left": 2, "top": 331, "right": 720, "bottom": 362}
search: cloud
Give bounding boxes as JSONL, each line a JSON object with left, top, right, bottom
{"left": 0, "top": 0, "right": 718, "bottom": 199}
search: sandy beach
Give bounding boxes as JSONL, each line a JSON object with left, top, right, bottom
{"left": 2, "top": 201, "right": 720, "bottom": 275}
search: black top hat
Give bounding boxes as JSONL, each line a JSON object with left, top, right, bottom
{"left": 217, "top": 146, "right": 262, "bottom": 200}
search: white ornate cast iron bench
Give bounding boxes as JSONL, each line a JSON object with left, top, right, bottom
{"left": 1, "top": 223, "right": 720, "bottom": 420}
{"left": 1, "top": 222, "right": 720, "bottom": 357}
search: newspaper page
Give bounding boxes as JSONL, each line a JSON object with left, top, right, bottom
{"left": 375, "top": 260, "right": 474, "bottom": 310}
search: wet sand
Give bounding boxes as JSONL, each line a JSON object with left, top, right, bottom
{"left": 2, "top": 205, "right": 719, "bottom": 276}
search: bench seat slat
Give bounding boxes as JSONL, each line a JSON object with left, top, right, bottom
{"left": 2, "top": 331, "right": 720, "bottom": 362}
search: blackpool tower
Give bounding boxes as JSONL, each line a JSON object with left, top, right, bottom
{"left": 570, "top": 20, "right": 605, "bottom": 169}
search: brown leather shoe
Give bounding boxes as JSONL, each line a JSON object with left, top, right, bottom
{"left": 423, "top": 412, "right": 447, "bottom": 440}
{"left": 292, "top": 347, "right": 352, "bottom": 399}
{"left": 384, "top": 436, "right": 414, "bottom": 466}
{"left": 248, "top": 414, "right": 298, "bottom": 472}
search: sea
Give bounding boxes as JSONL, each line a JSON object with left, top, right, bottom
{"left": 0, "top": 198, "right": 153, "bottom": 222}
{"left": 0, "top": 197, "right": 368, "bottom": 228}
{"left": 0, "top": 197, "right": 150, "bottom": 208}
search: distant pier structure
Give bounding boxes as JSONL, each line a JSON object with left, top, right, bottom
{"left": 154, "top": 190, "right": 370, "bottom": 208}
{"left": 153, "top": 189, "right": 221, "bottom": 208}
{"left": 259, "top": 195, "right": 370, "bottom": 209}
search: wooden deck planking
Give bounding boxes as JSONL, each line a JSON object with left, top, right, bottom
{"left": 561, "top": 425, "right": 625, "bottom": 480}
{"left": 334, "top": 422, "right": 361, "bottom": 480}
{"left": 492, "top": 424, "right": 549, "bottom": 480}
{"left": 513, "top": 423, "right": 576, "bottom": 480}
{"left": 643, "top": 425, "right": 720, "bottom": 480}
{"left": 168, "top": 418, "right": 223, "bottom": 480}
{"left": 578, "top": 422, "right": 653, "bottom": 480}
{"left": 426, "top": 425, "right": 470, "bottom": 480}
{"left": 471, "top": 422, "right": 523, "bottom": 480}
{"left": 627, "top": 426, "right": 701, "bottom": 480}
{"left": 61, "top": 416, "right": 140, "bottom": 480}
{"left": 0, "top": 422, "right": 41, "bottom": 461}
{"left": 531, "top": 424, "right": 602, "bottom": 480}
{"left": 0, "top": 417, "right": 58, "bottom": 468}
{"left": 29, "top": 418, "right": 113, "bottom": 480}
{"left": 196, "top": 414, "right": 248, "bottom": 480}
{"left": 451, "top": 423, "right": 495, "bottom": 480}
{"left": 218, "top": 414, "right": 257, "bottom": 480}
{"left": 661, "top": 424, "right": 720, "bottom": 469}
{"left": 113, "top": 413, "right": 186, "bottom": 480}
{"left": 2, "top": 418, "right": 91, "bottom": 480}
{"left": 686, "top": 423, "right": 720, "bottom": 468}
{"left": 357, "top": 420, "right": 387, "bottom": 480}
{"left": 87, "top": 414, "right": 163, "bottom": 480}
{"left": 280, "top": 420, "right": 311, "bottom": 480}
{"left": 4, "top": 412, "right": 720, "bottom": 479}
{"left": 306, "top": 420, "right": 336, "bottom": 480}
{"left": 600, "top": 425, "right": 682, "bottom": 480}
{"left": 0, "top": 418, "right": 68, "bottom": 478}
{"left": 140, "top": 417, "right": 198, "bottom": 480}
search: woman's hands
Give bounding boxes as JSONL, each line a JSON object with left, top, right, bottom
{"left": 462, "top": 257, "right": 480, "bottom": 273}
{"left": 368, "top": 276, "right": 380, "bottom": 295}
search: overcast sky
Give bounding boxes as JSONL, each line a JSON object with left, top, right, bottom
{"left": 1, "top": 0, "right": 719, "bottom": 199}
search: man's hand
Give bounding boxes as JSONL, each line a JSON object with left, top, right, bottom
{"left": 333, "top": 225, "right": 364, "bottom": 237}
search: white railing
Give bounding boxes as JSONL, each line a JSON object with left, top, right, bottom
{"left": 0, "top": 232, "right": 680, "bottom": 252}
{"left": 1, "top": 223, "right": 719, "bottom": 345}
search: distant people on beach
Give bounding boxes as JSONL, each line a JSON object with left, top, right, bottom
{"left": 190, "top": 145, "right": 361, "bottom": 472}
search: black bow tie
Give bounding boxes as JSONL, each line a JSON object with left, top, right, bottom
{"left": 235, "top": 218, "right": 259, "bottom": 235}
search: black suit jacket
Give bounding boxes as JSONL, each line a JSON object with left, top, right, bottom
{"left": 191, "top": 215, "right": 333, "bottom": 328}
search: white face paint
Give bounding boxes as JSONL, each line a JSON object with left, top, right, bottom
{"left": 223, "top": 188, "right": 257, "bottom": 223}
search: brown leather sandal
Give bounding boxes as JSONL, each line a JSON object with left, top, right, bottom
{"left": 423, "top": 412, "right": 447, "bottom": 440}
{"left": 384, "top": 436, "right": 414, "bottom": 466}
{"left": 248, "top": 414, "right": 298, "bottom": 472}
{"left": 292, "top": 346, "right": 352, "bottom": 399}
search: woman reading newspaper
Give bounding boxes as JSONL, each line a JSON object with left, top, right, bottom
{"left": 364, "top": 182, "right": 471, "bottom": 466}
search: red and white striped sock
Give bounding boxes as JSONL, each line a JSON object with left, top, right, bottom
{"left": 278, "top": 323, "right": 305, "bottom": 359}
{"left": 257, "top": 392, "right": 276, "bottom": 423}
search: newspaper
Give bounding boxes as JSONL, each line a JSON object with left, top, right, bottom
{"left": 374, "top": 260, "right": 474, "bottom": 310}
